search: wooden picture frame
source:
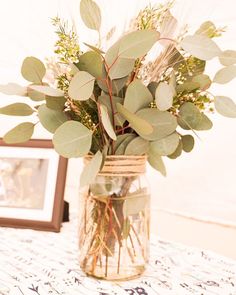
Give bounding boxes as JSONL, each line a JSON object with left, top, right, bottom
{"left": 0, "top": 139, "right": 67, "bottom": 232}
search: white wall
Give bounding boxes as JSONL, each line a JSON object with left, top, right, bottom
{"left": 0, "top": 0, "right": 236, "bottom": 227}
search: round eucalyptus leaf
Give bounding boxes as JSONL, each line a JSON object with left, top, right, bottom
{"left": 3, "top": 122, "right": 34, "bottom": 144}
{"left": 97, "top": 75, "right": 128, "bottom": 96}
{"left": 46, "top": 96, "right": 67, "bottom": 111}
{"left": 147, "top": 81, "right": 158, "bottom": 98}
{"left": 136, "top": 108, "right": 177, "bottom": 140}
{"left": 124, "top": 79, "right": 153, "bottom": 113}
{"left": 214, "top": 96, "right": 236, "bottom": 118}
{"left": 213, "top": 65, "right": 236, "bottom": 84}
{"left": 116, "top": 103, "right": 153, "bottom": 136}
{"left": 176, "top": 82, "right": 200, "bottom": 93}
{"left": 178, "top": 102, "right": 202, "bottom": 130}
{"left": 80, "top": 0, "right": 101, "bottom": 31}
{"left": 98, "top": 95, "right": 124, "bottom": 126}
{"left": 123, "top": 190, "right": 148, "bottom": 217}
{"left": 150, "top": 132, "right": 179, "bottom": 156}
{"left": 118, "top": 30, "right": 160, "bottom": 59}
{"left": 21, "top": 56, "right": 46, "bottom": 84}
{"left": 125, "top": 136, "right": 149, "bottom": 155}
{"left": 0, "top": 83, "right": 27, "bottom": 96}
{"left": 105, "top": 41, "right": 135, "bottom": 80}
{"left": 80, "top": 150, "right": 103, "bottom": 187}
{"left": 77, "top": 51, "right": 102, "bottom": 78}
{"left": 0, "top": 103, "right": 34, "bottom": 116}
{"left": 148, "top": 151, "right": 166, "bottom": 176}
{"left": 84, "top": 43, "right": 104, "bottom": 55}
{"left": 192, "top": 74, "right": 211, "bottom": 90}
{"left": 195, "top": 21, "right": 216, "bottom": 38}
{"left": 180, "top": 35, "right": 221, "bottom": 61}
{"left": 168, "top": 140, "right": 183, "bottom": 159}
{"left": 53, "top": 121, "right": 92, "bottom": 158}
{"left": 114, "top": 133, "right": 133, "bottom": 151}
{"left": 100, "top": 104, "right": 117, "bottom": 140}
{"left": 194, "top": 113, "right": 213, "bottom": 130}
{"left": 155, "top": 82, "right": 174, "bottom": 111}
{"left": 27, "top": 87, "right": 45, "bottom": 101}
{"left": 115, "top": 134, "right": 136, "bottom": 155}
{"left": 68, "top": 71, "right": 95, "bottom": 101}
{"left": 38, "top": 104, "right": 68, "bottom": 133}
{"left": 182, "top": 135, "right": 194, "bottom": 153}
{"left": 109, "top": 57, "right": 135, "bottom": 80}
{"left": 29, "top": 85, "right": 64, "bottom": 97}
{"left": 219, "top": 50, "right": 236, "bottom": 66}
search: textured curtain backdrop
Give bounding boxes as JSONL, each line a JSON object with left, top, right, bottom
{"left": 0, "top": 0, "right": 236, "bottom": 224}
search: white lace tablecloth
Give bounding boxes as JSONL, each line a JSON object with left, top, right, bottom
{"left": 0, "top": 217, "right": 236, "bottom": 295}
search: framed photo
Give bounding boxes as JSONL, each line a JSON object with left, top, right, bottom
{"left": 0, "top": 139, "right": 67, "bottom": 232}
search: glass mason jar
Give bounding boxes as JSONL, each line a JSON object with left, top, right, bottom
{"left": 78, "top": 155, "right": 150, "bottom": 280}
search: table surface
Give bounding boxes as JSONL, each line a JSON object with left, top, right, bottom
{"left": 0, "top": 216, "right": 236, "bottom": 295}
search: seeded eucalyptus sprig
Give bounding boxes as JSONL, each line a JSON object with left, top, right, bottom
{"left": 0, "top": 0, "right": 236, "bottom": 179}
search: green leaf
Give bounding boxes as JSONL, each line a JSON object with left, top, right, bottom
{"left": 53, "top": 121, "right": 92, "bottom": 158}
{"left": 80, "top": 150, "right": 103, "bottom": 187}
{"left": 118, "top": 30, "right": 159, "bottom": 59}
{"left": 180, "top": 35, "right": 221, "bottom": 60}
{"left": 125, "top": 136, "right": 149, "bottom": 155}
{"left": 84, "top": 43, "right": 104, "bottom": 54}
{"left": 27, "top": 87, "right": 45, "bottom": 101}
{"left": 147, "top": 81, "right": 158, "bottom": 98}
{"left": 115, "top": 134, "right": 136, "bottom": 155}
{"left": 38, "top": 104, "right": 68, "bottom": 133}
{"left": 0, "top": 83, "right": 27, "bottom": 96}
{"left": 80, "top": 0, "right": 101, "bottom": 31}
{"left": 150, "top": 132, "right": 179, "bottom": 156}
{"left": 114, "top": 133, "right": 133, "bottom": 151}
{"left": 148, "top": 151, "right": 166, "bottom": 176}
{"left": 116, "top": 103, "right": 153, "bottom": 136}
{"left": 192, "top": 74, "right": 211, "bottom": 90}
{"left": 182, "top": 135, "right": 194, "bottom": 153}
{"left": 176, "top": 82, "right": 200, "bottom": 93}
{"left": 100, "top": 104, "right": 117, "bottom": 140}
{"left": 214, "top": 96, "right": 236, "bottom": 118}
{"left": 219, "top": 50, "right": 236, "bottom": 66}
{"left": 21, "top": 56, "right": 46, "bottom": 83}
{"left": 194, "top": 113, "right": 213, "bottom": 130}
{"left": 123, "top": 188, "right": 148, "bottom": 217}
{"left": 98, "top": 95, "right": 124, "bottom": 126}
{"left": 155, "top": 82, "right": 174, "bottom": 111}
{"left": 136, "top": 108, "right": 177, "bottom": 140}
{"left": 3, "top": 122, "right": 34, "bottom": 144}
{"left": 213, "top": 65, "right": 236, "bottom": 84}
{"left": 77, "top": 51, "right": 102, "bottom": 78}
{"left": 97, "top": 74, "right": 128, "bottom": 96}
{"left": 124, "top": 79, "right": 153, "bottom": 113}
{"left": 168, "top": 140, "right": 183, "bottom": 159}
{"left": 46, "top": 96, "right": 67, "bottom": 111}
{"left": 29, "top": 85, "right": 64, "bottom": 97}
{"left": 109, "top": 57, "right": 135, "bottom": 80}
{"left": 105, "top": 43, "right": 135, "bottom": 79}
{"left": 195, "top": 21, "right": 217, "bottom": 38}
{"left": 0, "top": 103, "right": 34, "bottom": 116}
{"left": 68, "top": 71, "right": 95, "bottom": 100}
{"left": 178, "top": 102, "right": 202, "bottom": 130}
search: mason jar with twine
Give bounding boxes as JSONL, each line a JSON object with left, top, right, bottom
{"left": 79, "top": 155, "right": 150, "bottom": 280}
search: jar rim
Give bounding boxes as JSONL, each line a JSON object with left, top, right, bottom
{"left": 84, "top": 155, "right": 147, "bottom": 176}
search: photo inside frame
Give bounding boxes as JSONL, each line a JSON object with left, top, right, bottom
{"left": 0, "top": 146, "right": 59, "bottom": 222}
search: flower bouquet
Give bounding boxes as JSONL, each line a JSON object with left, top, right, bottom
{"left": 0, "top": 0, "right": 236, "bottom": 280}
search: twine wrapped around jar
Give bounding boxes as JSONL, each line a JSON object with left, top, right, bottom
{"left": 79, "top": 155, "right": 150, "bottom": 280}
{"left": 84, "top": 155, "right": 147, "bottom": 177}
